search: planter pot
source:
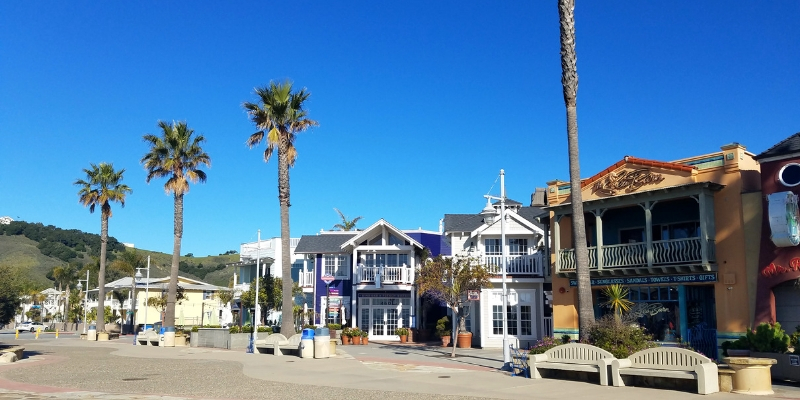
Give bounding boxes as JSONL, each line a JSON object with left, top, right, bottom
{"left": 174, "top": 335, "right": 187, "bottom": 347}
{"left": 352, "top": 335, "right": 362, "bottom": 345}
{"left": 456, "top": 332, "right": 472, "bottom": 348}
{"left": 105, "top": 323, "right": 121, "bottom": 334}
{"left": 399, "top": 335, "right": 408, "bottom": 343}
{"left": 752, "top": 352, "right": 800, "bottom": 381}
{"left": 97, "top": 332, "right": 109, "bottom": 341}
{"left": 362, "top": 337, "right": 369, "bottom": 345}
{"left": 441, "top": 335, "right": 451, "bottom": 347}
{"left": 727, "top": 349, "right": 751, "bottom": 357}
{"left": 342, "top": 335, "right": 352, "bottom": 345}
{"left": 190, "top": 332, "right": 199, "bottom": 347}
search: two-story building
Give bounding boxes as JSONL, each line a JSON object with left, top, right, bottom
{"left": 546, "top": 144, "right": 761, "bottom": 358}
{"left": 294, "top": 219, "right": 448, "bottom": 341}
{"left": 443, "top": 199, "right": 548, "bottom": 348}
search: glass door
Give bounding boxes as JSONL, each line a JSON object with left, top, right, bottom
{"left": 372, "top": 308, "right": 385, "bottom": 336}
{"left": 386, "top": 309, "right": 398, "bottom": 335}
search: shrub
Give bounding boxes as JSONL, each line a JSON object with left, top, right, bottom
{"left": 241, "top": 324, "right": 254, "bottom": 334}
{"left": 435, "top": 316, "right": 451, "bottom": 337}
{"left": 327, "top": 323, "right": 341, "bottom": 330}
{"left": 191, "top": 326, "right": 199, "bottom": 332}
{"left": 561, "top": 334, "right": 571, "bottom": 344}
{"left": 229, "top": 325, "right": 240, "bottom": 334}
{"left": 396, "top": 327, "right": 410, "bottom": 336}
{"left": 530, "top": 336, "right": 563, "bottom": 355}
{"left": 587, "top": 315, "right": 657, "bottom": 359}
{"left": 746, "top": 322, "right": 789, "bottom": 353}
{"left": 257, "top": 326, "right": 272, "bottom": 333}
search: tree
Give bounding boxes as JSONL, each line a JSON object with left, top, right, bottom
{"left": 332, "top": 208, "right": 362, "bottom": 231}
{"left": 416, "top": 255, "right": 492, "bottom": 358}
{"left": 244, "top": 80, "right": 318, "bottom": 335}
{"left": 558, "top": 0, "right": 593, "bottom": 340}
{"left": 52, "top": 263, "right": 78, "bottom": 330}
{"left": 75, "top": 163, "right": 132, "bottom": 333}
{"left": 239, "top": 275, "right": 301, "bottom": 325}
{"left": 0, "top": 264, "right": 25, "bottom": 327}
{"left": 141, "top": 121, "right": 210, "bottom": 335}
{"left": 601, "top": 284, "right": 633, "bottom": 323}
{"left": 146, "top": 286, "right": 187, "bottom": 322}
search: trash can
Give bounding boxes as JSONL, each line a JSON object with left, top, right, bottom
{"left": 159, "top": 327, "right": 166, "bottom": 347}
{"left": 300, "top": 328, "right": 315, "bottom": 359}
{"left": 87, "top": 325, "right": 97, "bottom": 341}
{"left": 314, "top": 327, "right": 330, "bottom": 359}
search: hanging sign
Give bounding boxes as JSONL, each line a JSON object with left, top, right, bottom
{"left": 468, "top": 290, "right": 480, "bottom": 301}
{"left": 322, "top": 275, "right": 335, "bottom": 285}
{"left": 767, "top": 191, "right": 800, "bottom": 247}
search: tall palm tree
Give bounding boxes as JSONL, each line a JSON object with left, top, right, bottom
{"left": 332, "top": 208, "right": 362, "bottom": 231}
{"left": 244, "top": 80, "right": 319, "bottom": 335}
{"left": 141, "top": 121, "right": 210, "bottom": 336}
{"left": 75, "top": 163, "right": 132, "bottom": 333}
{"left": 52, "top": 263, "right": 78, "bottom": 330}
{"left": 558, "top": 0, "right": 593, "bottom": 339}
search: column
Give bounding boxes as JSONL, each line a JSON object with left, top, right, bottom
{"left": 698, "top": 192, "right": 711, "bottom": 266}
{"left": 553, "top": 214, "right": 562, "bottom": 272}
{"left": 593, "top": 209, "right": 606, "bottom": 271}
{"left": 640, "top": 201, "right": 657, "bottom": 269}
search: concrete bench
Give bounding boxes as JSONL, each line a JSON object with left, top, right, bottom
{"left": 611, "top": 347, "right": 719, "bottom": 395}
{"left": 530, "top": 343, "right": 616, "bottom": 385}
{"left": 136, "top": 330, "right": 161, "bottom": 346}
{"left": 255, "top": 333, "right": 302, "bottom": 356}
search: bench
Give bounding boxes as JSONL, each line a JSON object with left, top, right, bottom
{"left": 611, "top": 347, "right": 719, "bottom": 395}
{"left": 136, "top": 330, "right": 161, "bottom": 346}
{"left": 255, "top": 333, "right": 302, "bottom": 356}
{"left": 530, "top": 343, "right": 616, "bottom": 385}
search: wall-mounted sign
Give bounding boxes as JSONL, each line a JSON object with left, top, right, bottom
{"left": 767, "top": 191, "right": 800, "bottom": 247}
{"left": 468, "top": 290, "right": 480, "bottom": 301}
{"left": 761, "top": 258, "right": 800, "bottom": 277}
{"left": 591, "top": 168, "right": 665, "bottom": 196}
{"left": 569, "top": 273, "right": 717, "bottom": 287}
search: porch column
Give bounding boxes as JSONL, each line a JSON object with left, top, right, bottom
{"left": 351, "top": 248, "right": 358, "bottom": 328}
{"left": 591, "top": 209, "right": 606, "bottom": 271}
{"left": 696, "top": 191, "right": 714, "bottom": 267}
{"left": 640, "top": 201, "right": 657, "bottom": 269}
{"left": 553, "top": 214, "right": 562, "bottom": 273}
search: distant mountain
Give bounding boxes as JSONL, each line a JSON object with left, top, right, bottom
{"left": 0, "top": 221, "right": 238, "bottom": 288}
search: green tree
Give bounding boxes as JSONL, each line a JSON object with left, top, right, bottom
{"left": 75, "top": 163, "right": 132, "bottom": 333}
{"left": 416, "top": 255, "right": 492, "bottom": 358}
{"left": 332, "top": 208, "right": 362, "bottom": 231}
{"left": 558, "top": 0, "right": 593, "bottom": 340}
{"left": 601, "top": 284, "right": 633, "bottom": 323}
{"left": 141, "top": 121, "right": 210, "bottom": 334}
{"left": 0, "top": 264, "right": 25, "bottom": 326}
{"left": 146, "top": 286, "right": 187, "bottom": 322}
{"left": 240, "top": 275, "right": 301, "bottom": 325}
{"left": 244, "top": 80, "right": 318, "bottom": 335}
{"left": 52, "top": 263, "right": 78, "bottom": 330}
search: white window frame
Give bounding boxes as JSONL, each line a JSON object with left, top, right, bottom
{"left": 508, "top": 238, "right": 528, "bottom": 255}
{"left": 323, "top": 254, "right": 350, "bottom": 279}
{"left": 489, "top": 289, "right": 535, "bottom": 338}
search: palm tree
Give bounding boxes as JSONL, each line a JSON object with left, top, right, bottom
{"left": 141, "top": 121, "right": 210, "bottom": 336}
{"left": 244, "top": 80, "right": 319, "bottom": 335}
{"left": 332, "top": 208, "right": 362, "bottom": 231}
{"left": 558, "top": 0, "right": 593, "bottom": 339}
{"left": 601, "top": 284, "right": 633, "bottom": 323}
{"left": 109, "top": 249, "right": 143, "bottom": 330}
{"left": 52, "top": 263, "right": 77, "bottom": 330}
{"left": 75, "top": 163, "right": 132, "bottom": 333}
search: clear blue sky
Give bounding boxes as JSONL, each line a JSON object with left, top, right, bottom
{"left": 1, "top": 1, "right": 798, "bottom": 256}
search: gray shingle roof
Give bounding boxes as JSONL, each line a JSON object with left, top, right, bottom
{"left": 294, "top": 233, "right": 356, "bottom": 254}
{"left": 756, "top": 133, "right": 800, "bottom": 160}
{"left": 444, "top": 206, "right": 545, "bottom": 232}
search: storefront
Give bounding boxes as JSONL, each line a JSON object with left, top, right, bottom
{"left": 357, "top": 292, "right": 412, "bottom": 339}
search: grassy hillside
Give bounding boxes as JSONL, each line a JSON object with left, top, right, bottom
{"left": 0, "top": 235, "right": 63, "bottom": 288}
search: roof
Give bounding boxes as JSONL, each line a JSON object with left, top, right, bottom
{"left": 580, "top": 156, "right": 695, "bottom": 189}
{"left": 95, "top": 276, "right": 225, "bottom": 292}
{"left": 294, "top": 233, "right": 356, "bottom": 254}
{"left": 342, "top": 219, "right": 424, "bottom": 249}
{"left": 444, "top": 206, "right": 545, "bottom": 232}
{"left": 492, "top": 198, "right": 522, "bottom": 206}
{"left": 755, "top": 132, "right": 800, "bottom": 160}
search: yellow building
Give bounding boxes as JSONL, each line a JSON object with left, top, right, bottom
{"left": 545, "top": 143, "right": 761, "bottom": 359}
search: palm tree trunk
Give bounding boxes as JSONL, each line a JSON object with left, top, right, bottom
{"left": 559, "top": 0, "right": 593, "bottom": 340}
{"left": 165, "top": 193, "right": 183, "bottom": 330}
{"left": 63, "top": 286, "right": 69, "bottom": 331}
{"left": 97, "top": 214, "right": 108, "bottom": 332}
{"left": 278, "top": 143, "right": 295, "bottom": 336}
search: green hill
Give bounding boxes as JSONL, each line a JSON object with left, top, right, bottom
{"left": 0, "top": 221, "right": 238, "bottom": 289}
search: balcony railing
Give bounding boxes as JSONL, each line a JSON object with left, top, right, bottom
{"left": 557, "top": 237, "right": 715, "bottom": 273}
{"left": 357, "top": 265, "right": 414, "bottom": 285}
{"left": 298, "top": 271, "right": 314, "bottom": 288}
{"left": 482, "top": 254, "right": 544, "bottom": 276}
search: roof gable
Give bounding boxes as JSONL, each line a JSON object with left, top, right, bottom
{"left": 343, "top": 219, "right": 423, "bottom": 249}
{"left": 756, "top": 132, "right": 800, "bottom": 160}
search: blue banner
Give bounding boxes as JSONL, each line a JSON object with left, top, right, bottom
{"left": 569, "top": 273, "right": 717, "bottom": 287}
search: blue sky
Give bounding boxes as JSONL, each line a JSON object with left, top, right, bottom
{"left": 1, "top": 1, "right": 798, "bottom": 256}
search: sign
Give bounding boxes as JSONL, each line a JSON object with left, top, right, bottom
{"left": 468, "top": 290, "right": 480, "bottom": 301}
{"left": 328, "top": 288, "right": 340, "bottom": 296}
{"left": 767, "top": 191, "right": 800, "bottom": 247}
{"left": 322, "top": 275, "right": 335, "bottom": 285}
{"left": 357, "top": 292, "right": 411, "bottom": 298}
{"left": 568, "top": 273, "right": 717, "bottom": 287}
{"left": 762, "top": 259, "right": 800, "bottom": 277}
{"left": 791, "top": 355, "right": 800, "bottom": 367}
{"left": 591, "top": 168, "right": 665, "bottom": 196}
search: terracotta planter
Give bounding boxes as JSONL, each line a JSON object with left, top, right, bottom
{"left": 399, "top": 335, "right": 408, "bottom": 343}
{"left": 342, "top": 335, "right": 351, "bottom": 345}
{"left": 441, "top": 335, "right": 451, "bottom": 347}
{"left": 362, "top": 337, "right": 369, "bottom": 345}
{"left": 456, "top": 332, "right": 472, "bottom": 348}
{"left": 352, "top": 335, "right": 362, "bottom": 345}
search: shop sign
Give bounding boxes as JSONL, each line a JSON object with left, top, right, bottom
{"left": 761, "top": 259, "right": 800, "bottom": 277}
{"left": 766, "top": 191, "right": 800, "bottom": 247}
{"left": 591, "top": 168, "right": 665, "bottom": 196}
{"left": 569, "top": 273, "right": 717, "bottom": 287}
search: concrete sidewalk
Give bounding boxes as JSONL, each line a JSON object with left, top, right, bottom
{"left": 1, "top": 335, "right": 800, "bottom": 399}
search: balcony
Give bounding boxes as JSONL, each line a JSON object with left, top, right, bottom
{"left": 357, "top": 265, "right": 414, "bottom": 285}
{"left": 482, "top": 254, "right": 545, "bottom": 277}
{"left": 556, "top": 237, "right": 716, "bottom": 275}
{"left": 298, "top": 271, "right": 314, "bottom": 289}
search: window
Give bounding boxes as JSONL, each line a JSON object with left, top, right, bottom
{"left": 508, "top": 238, "right": 528, "bottom": 255}
{"left": 203, "top": 291, "right": 213, "bottom": 300}
{"left": 485, "top": 239, "right": 502, "bottom": 255}
{"left": 506, "top": 305, "right": 518, "bottom": 335}
{"left": 324, "top": 254, "right": 349, "bottom": 278}
{"left": 520, "top": 305, "right": 532, "bottom": 336}
{"left": 490, "top": 289, "right": 534, "bottom": 337}
{"left": 365, "top": 253, "right": 409, "bottom": 267}
{"left": 492, "top": 305, "right": 503, "bottom": 334}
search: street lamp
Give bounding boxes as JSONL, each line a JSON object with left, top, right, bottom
{"left": 484, "top": 169, "right": 511, "bottom": 369}
{"left": 135, "top": 256, "right": 150, "bottom": 332}
{"left": 76, "top": 270, "right": 90, "bottom": 334}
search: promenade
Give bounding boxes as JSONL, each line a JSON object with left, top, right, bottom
{"left": 2, "top": 331, "right": 800, "bottom": 399}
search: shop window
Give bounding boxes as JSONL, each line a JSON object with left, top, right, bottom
{"left": 507, "top": 306, "right": 519, "bottom": 336}
{"left": 520, "top": 305, "right": 532, "bottom": 336}
{"left": 492, "top": 305, "right": 503, "bottom": 334}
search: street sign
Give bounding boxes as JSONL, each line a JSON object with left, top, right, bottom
{"left": 322, "top": 275, "right": 335, "bottom": 285}
{"left": 468, "top": 290, "right": 480, "bottom": 301}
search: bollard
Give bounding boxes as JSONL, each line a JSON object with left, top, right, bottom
{"left": 15, "top": 330, "right": 18, "bottom": 340}
{"left": 55, "top": 329, "right": 59, "bottom": 339}
{"left": 35, "top": 328, "right": 40, "bottom": 339}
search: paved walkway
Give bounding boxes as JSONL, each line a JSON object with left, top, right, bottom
{"left": 3, "top": 331, "right": 800, "bottom": 399}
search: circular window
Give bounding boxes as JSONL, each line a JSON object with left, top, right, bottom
{"left": 778, "top": 163, "right": 800, "bottom": 187}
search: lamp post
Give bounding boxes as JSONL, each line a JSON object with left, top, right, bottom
{"left": 484, "top": 169, "right": 511, "bottom": 369}
{"left": 76, "top": 270, "right": 90, "bottom": 334}
{"left": 135, "top": 256, "right": 150, "bottom": 332}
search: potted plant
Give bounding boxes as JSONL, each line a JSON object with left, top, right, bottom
{"left": 396, "top": 327, "right": 410, "bottom": 343}
{"left": 341, "top": 327, "right": 352, "bottom": 345}
{"left": 327, "top": 323, "right": 342, "bottom": 339}
{"left": 351, "top": 328, "right": 363, "bottom": 345}
{"left": 436, "top": 316, "right": 451, "bottom": 347}
{"left": 743, "top": 322, "right": 796, "bottom": 381}
{"left": 361, "top": 329, "right": 369, "bottom": 345}
{"left": 174, "top": 328, "right": 188, "bottom": 346}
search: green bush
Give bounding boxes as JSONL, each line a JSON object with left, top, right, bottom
{"left": 241, "top": 324, "right": 254, "bottom": 333}
{"left": 587, "top": 315, "right": 657, "bottom": 359}
{"left": 747, "top": 322, "right": 789, "bottom": 353}
{"left": 191, "top": 326, "right": 199, "bottom": 332}
{"left": 229, "top": 325, "right": 240, "bottom": 334}
{"left": 395, "top": 327, "right": 409, "bottom": 336}
{"left": 327, "top": 323, "right": 341, "bottom": 330}
{"left": 435, "top": 316, "right": 451, "bottom": 337}
{"left": 257, "top": 326, "right": 272, "bottom": 333}
{"left": 530, "top": 336, "right": 563, "bottom": 355}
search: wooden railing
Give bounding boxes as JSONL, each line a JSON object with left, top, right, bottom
{"left": 482, "top": 254, "right": 544, "bottom": 276}
{"left": 557, "top": 237, "right": 715, "bottom": 273}
{"left": 357, "top": 265, "right": 414, "bottom": 284}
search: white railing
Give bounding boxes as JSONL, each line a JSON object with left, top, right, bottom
{"left": 557, "top": 237, "right": 715, "bottom": 273}
{"left": 544, "top": 317, "right": 553, "bottom": 338}
{"left": 233, "top": 282, "right": 251, "bottom": 293}
{"left": 358, "top": 265, "right": 414, "bottom": 284}
{"left": 482, "top": 254, "right": 544, "bottom": 276}
{"left": 299, "top": 271, "right": 314, "bottom": 288}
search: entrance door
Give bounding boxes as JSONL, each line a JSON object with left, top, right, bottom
{"left": 372, "top": 308, "right": 385, "bottom": 336}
